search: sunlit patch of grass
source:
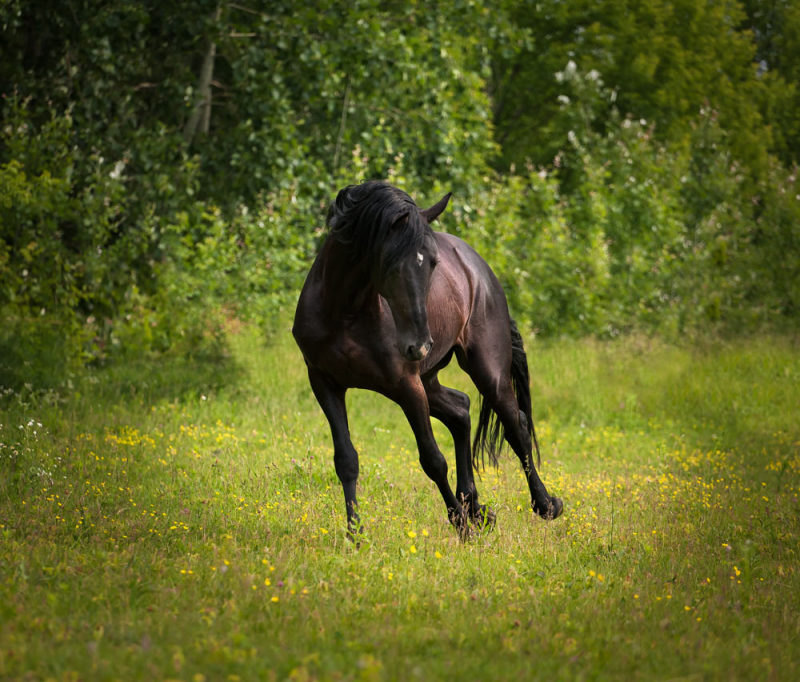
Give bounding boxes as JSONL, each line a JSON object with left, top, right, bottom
{"left": 1, "top": 327, "right": 798, "bottom": 680}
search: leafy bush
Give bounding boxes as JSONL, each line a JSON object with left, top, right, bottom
{"left": 0, "top": 98, "right": 317, "bottom": 388}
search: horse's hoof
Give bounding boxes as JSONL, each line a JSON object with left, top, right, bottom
{"left": 473, "top": 504, "right": 497, "bottom": 531}
{"left": 547, "top": 496, "right": 564, "bottom": 520}
{"left": 346, "top": 519, "right": 365, "bottom": 546}
{"left": 448, "top": 507, "right": 471, "bottom": 539}
{"left": 534, "top": 496, "right": 564, "bottom": 520}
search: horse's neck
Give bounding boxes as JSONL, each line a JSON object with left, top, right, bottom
{"left": 319, "top": 240, "right": 379, "bottom": 319}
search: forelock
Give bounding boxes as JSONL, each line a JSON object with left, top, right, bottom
{"left": 326, "top": 181, "right": 430, "bottom": 275}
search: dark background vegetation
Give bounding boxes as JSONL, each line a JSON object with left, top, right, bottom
{"left": 2, "top": 0, "right": 799, "bottom": 389}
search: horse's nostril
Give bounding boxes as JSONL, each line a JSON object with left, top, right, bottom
{"left": 401, "top": 339, "right": 432, "bottom": 361}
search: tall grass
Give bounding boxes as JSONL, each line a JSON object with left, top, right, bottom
{"left": 1, "top": 326, "right": 798, "bottom": 680}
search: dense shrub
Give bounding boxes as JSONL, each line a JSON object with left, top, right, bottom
{"left": 0, "top": 99, "right": 316, "bottom": 388}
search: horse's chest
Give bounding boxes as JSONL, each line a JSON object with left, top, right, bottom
{"left": 299, "top": 320, "right": 391, "bottom": 388}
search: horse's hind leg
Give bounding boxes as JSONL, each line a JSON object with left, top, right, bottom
{"left": 464, "top": 350, "right": 563, "bottom": 520}
{"left": 498, "top": 391, "right": 563, "bottom": 519}
{"left": 307, "top": 367, "right": 361, "bottom": 537}
{"left": 425, "top": 377, "right": 495, "bottom": 528}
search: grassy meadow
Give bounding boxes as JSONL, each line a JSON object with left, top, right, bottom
{"left": 1, "top": 324, "right": 799, "bottom": 680}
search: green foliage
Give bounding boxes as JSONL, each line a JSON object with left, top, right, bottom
{"left": 491, "top": 0, "right": 776, "bottom": 175}
{"left": 203, "top": 0, "right": 498, "bottom": 201}
{"left": 748, "top": 161, "right": 800, "bottom": 318}
{"left": 2, "top": 0, "right": 800, "bottom": 388}
{"left": 0, "top": 99, "right": 122, "bottom": 385}
{"left": 456, "top": 64, "right": 799, "bottom": 337}
{"left": 743, "top": 0, "right": 800, "bottom": 164}
{"left": 452, "top": 169, "right": 612, "bottom": 337}
{"left": 0, "top": 97, "right": 316, "bottom": 386}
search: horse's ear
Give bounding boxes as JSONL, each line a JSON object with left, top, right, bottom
{"left": 420, "top": 192, "right": 452, "bottom": 223}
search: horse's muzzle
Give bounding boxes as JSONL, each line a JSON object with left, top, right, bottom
{"left": 403, "top": 338, "right": 433, "bottom": 362}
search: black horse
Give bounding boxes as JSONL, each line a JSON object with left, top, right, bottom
{"left": 293, "top": 181, "right": 563, "bottom": 536}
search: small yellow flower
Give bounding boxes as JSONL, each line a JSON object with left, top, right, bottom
{"left": 271, "top": 596, "right": 279, "bottom": 603}
{"left": 264, "top": 578, "right": 271, "bottom": 586}
{"left": 407, "top": 530, "right": 417, "bottom": 539}
{"left": 409, "top": 545, "right": 417, "bottom": 554}
{"left": 435, "top": 551, "right": 443, "bottom": 559}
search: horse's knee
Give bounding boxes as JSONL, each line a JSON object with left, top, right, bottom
{"left": 447, "top": 391, "right": 471, "bottom": 431}
{"left": 333, "top": 446, "right": 359, "bottom": 484}
{"left": 432, "top": 388, "right": 470, "bottom": 437}
{"left": 454, "top": 391, "right": 470, "bottom": 413}
{"left": 451, "top": 405, "right": 471, "bottom": 439}
{"left": 419, "top": 448, "right": 448, "bottom": 482}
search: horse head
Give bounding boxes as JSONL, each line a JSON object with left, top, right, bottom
{"left": 376, "top": 192, "right": 451, "bottom": 362}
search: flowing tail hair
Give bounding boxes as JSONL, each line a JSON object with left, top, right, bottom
{"left": 472, "top": 318, "right": 541, "bottom": 471}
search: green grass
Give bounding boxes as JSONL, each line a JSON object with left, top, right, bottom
{"left": 1, "top": 326, "right": 799, "bottom": 680}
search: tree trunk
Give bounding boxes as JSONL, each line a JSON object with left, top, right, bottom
{"left": 183, "top": 6, "right": 221, "bottom": 145}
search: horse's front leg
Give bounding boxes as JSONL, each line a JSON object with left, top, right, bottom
{"left": 394, "top": 377, "right": 467, "bottom": 533}
{"left": 307, "top": 367, "right": 361, "bottom": 538}
{"left": 425, "top": 378, "right": 495, "bottom": 529}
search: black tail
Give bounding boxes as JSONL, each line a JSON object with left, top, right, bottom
{"left": 472, "top": 319, "right": 541, "bottom": 470}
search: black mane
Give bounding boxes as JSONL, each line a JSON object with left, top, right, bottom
{"left": 326, "top": 181, "right": 430, "bottom": 278}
